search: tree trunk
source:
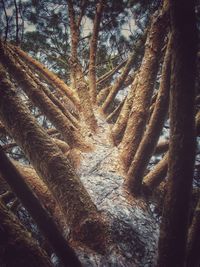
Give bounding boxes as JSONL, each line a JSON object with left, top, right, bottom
{"left": 0, "top": 145, "right": 82, "bottom": 267}
{"left": 88, "top": 0, "right": 104, "bottom": 102}
{"left": 0, "top": 64, "right": 108, "bottom": 253}
{"left": 0, "top": 200, "right": 52, "bottom": 267}
{"left": 102, "top": 35, "right": 145, "bottom": 113}
{"left": 156, "top": 1, "right": 197, "bottom": 266}
{"left": 10, "top": 44, "right": 80, "bottom": 107}
{"left": 111, "top": 73, "right": 139, "bottom": 145}
{"left": 120, "top": 6, "right": 169, "bottom": 171}
{"left": 127, "top": 37, "right": 171, "bottom": 195}
{"left": 0, "top": 43, "right": 88, "bottom": 150}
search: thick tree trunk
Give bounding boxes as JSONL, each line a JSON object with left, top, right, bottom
{"left": 120, "top": 6, "right": 169, "bottom": 171}
{"left": 0, "top": 65, "right": 108, "bottom": 253}
{"left": 127, "top": 38, "right": 171, "bottom": 195}
{"left": 0, "top": 43, "right": 88, "bottom": 150}
{"left": 88, "top": 0, "right": 104, "bottom": 102}
{"left": 156, "top": 1, "right": 197, "bottom": 266}
{"left": 186, "top": 197, "right": 200, "bottom": 267}
{"left": 0, "top": 201, "right": 52, "bottom": 267}
{"left": 0, "top": 146, "right": 82, "bottom": 267}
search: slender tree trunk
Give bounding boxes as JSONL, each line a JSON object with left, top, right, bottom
{"left": 157, "top": 1, "right": 197, "bottom": 266}
{"left": 67, "top": 0, "right": 81, "bottom": 90}
{"left": 88, "top": 0, "right": 104, "bottom": 102}
{"left": 186, "top": 197, "right": 200, "bottom": 267}
{"left": 102, "top": 35, "right": 145, "bottom": 113}
{"left": 120, "top": 6, "right": 169, "bottom": 171}
{"left": 0, "top": 43, "right": 88, "bottom": 150}
{"left": 0, "top": 200, "right": 52, "bottom": 267}
{"left": 8, "top": 46, "right": 80, "bottom": 129}
{"left": 0, "top": 145, "right": 82, "bottom": 267}
{"left": 111, "top": 73, "right": 139, "bottom": 145}
{"left": 0, "top": 65, "right": 108, "bottom": 253}
{"left": 127, "top": 38, "right": 171, "bottom": 196}
{"left": 10, "top": 44, "right": 80, "bottom": 107}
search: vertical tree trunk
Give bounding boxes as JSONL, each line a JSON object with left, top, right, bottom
{"left": 120, "top": 6, "right": 169, "bottom": 171}
{"left": 88, "top": 0, "right": 104, "bottom": 103}
{"left": 0, "top": 65, "right": 108, "bottom": 253}
{"left": 157, "top": 1, "right": 197, "bottom": 266}
{"left": 0, "top": 201, "right": 52, "bottom": 267}
{"left": 127, "top": 38, "right": 171, "bottom": 195}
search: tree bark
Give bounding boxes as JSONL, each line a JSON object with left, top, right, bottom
{"left": 127, "top": 38, "right": 171, "bottom": 195}
{"left": 120, "top": 6, "right": 169, "bottom": 171}
{"left": 102, "top": 35, "right": 145, "bottom": 113}
{"left": 156, "top": 1, "right": 197, "bottom": 266}
{"left": 11, "top": 44, "right": 80, "bottom": 107}
{"left": 88, "top": 0, "right": 104, "bottom": 102}
{"left": 0, "top": 145, "right": 82, "bottom": 267}
{"left": 0, "top": 200, "right": 52, "bottom": 267}
{"left": 0, "top": 43, "right": 88, "bottom": 150}
{"left": 0, "top": 65, "right": 108, "bottom": 253}
{"left": 111, "top": 73, "right": 139, "bottom": 145}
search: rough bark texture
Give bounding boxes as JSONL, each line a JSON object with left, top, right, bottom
{"left": 0, "top": 145, "right": 82, "bottom": 267}
{"left": 127, "top": 39, "right": 171, "bottom": 195}
{"left": 186, "top": 197, "right": 200, "bottom": 267}
{"left": 88, "top": 0, "right": 104, "bottom": 102}
{"left": 0, "top": 65, "right": 108, "bottom": 253}
{"left": 156, "top": 1, "right": 197, "bottom": 266}
{"left": 120, "top": 7, "right": 169, "bottom": 171}
{"left": 10, "top": 44, "right": 80, "bottom": 107}
{"left": 0, "top": 201, "right": 52, "bottom": 267}
{"left": 0, "top": 43, "right": 87, "bottom": 150}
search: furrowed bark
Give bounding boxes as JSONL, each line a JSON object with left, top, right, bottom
{"left": 0, "top": 146, "right": 82, "bottom": 267}
{"left": 102, "top": 36, "right": 145, "bottom": 113}
{"left": 127, "top": 38, "right": 171, "bottom": 196}
{"left": 0, "top": 43, "right": 88, "bottom": 150}
{"left": 111, "top": 73, "right": 139, "bottom": 145}
{"left": 0, "top": 200, "right": 52, "bottom": 267}
{"left": 10, "top": 44, "right": 80, "bottom": 107}
{"left": 186, "top": 197, "right": 200, "bottom": 267}
{"left": 88, "top": 0, "right": 104, "bottom": 102}
{"left": 0, "top": 65, "right": 108, "bottom": 253}
{"left": 120, "top": 6, "right": 169, "bottom": 171}
{"left": 157, "top": 1, "right": 197, "bottom": 265}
